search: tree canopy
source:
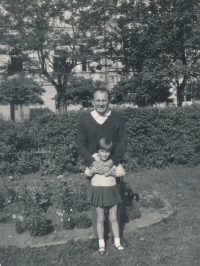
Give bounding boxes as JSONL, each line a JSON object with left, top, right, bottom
{"left": 0, "top": 74, "right": 46, "bottom": 120}
{"left": 54, "top": 75, "right": 105, "bottom": 107}
{"left": 107, "top": 0, "right": 200, "bottom": 106}
{"left": 0, "top": 74, "right": 45, "bottom": 105}
{"left": 0, "top": 0, "right": 200, "bottom": 108}
{"left": 0, "top": 0, "right": 103, "bottom": 111}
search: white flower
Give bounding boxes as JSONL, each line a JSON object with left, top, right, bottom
{"left": 68, "top": 218, "right": 70, "bottom": 221}
{"left": 56, "top": 211, "right": 63, "bottom": 216}
{"left": 70, "top": 208, "right": 73, "bottom": 212}
{"left": 18, "top": 216, "right": 24, "bottom": 221}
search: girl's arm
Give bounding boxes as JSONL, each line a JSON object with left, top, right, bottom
{"left": 105, "top": 164, "right": 126, "bottom": 177}
{"left": 84, "top": 167, "right": 94, "bottom": 177}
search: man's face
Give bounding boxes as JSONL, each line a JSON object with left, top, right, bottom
{"left": 92, "top": 91, "right": 109, "bottom": 115}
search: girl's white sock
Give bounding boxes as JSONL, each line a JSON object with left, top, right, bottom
{"left": 114, "top": 238, "right": 124, "bottom": 250}
{"left": 98, "top": 239, "right": 105, "bottom": 248}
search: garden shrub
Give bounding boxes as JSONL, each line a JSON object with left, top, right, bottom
{"left": 16, "top": 219, "right": 27, "bottom": 234}
{"left": 8, "top": 180, "right": 53, "bottom": 218}
{"left": 62, "top": 212, "right": 92, "bottom": 230}
{"left": 55, "top": 175, "right": 90, "bottom": 215}
{"left": 140, "top": 191, "right": 165, "bottom": 209}
{"left": 1, "top": 104, "right": 200, "bottom": 175}
{"left": 122, "top": 104, "right": 200, "bottom": 170}
{"left": 126, "top": 201, "right": 141, "bottom": 221}
{"left": 62, "top": 214, "right": 76, "bottom": 230}
{"left": 0, "top": 195, "right": 5, "bottom": 211}
{"left": 29, "top": 107, "right": 53, "bottom": 121}
{"left": 75, "top": 213, "right": 92, "bottom": 229}
{"left": 26, "top": 216, "right": 54, "bottom": 237}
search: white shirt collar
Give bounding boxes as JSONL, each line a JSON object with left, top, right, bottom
{"left": 91, "top": 109, "right": 111, "bottom": 118}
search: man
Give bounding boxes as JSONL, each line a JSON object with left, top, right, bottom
{"left": 77, "top": 87, "right": 127, "bottom": 249}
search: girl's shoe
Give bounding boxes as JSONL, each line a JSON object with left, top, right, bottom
{"left": 115, "top": 245, "right": 124, "bottom": 252}
{"left": 98, "top": 247, "right": 106, "bottom": 256}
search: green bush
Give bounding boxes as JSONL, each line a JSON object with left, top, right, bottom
{"left": 15, "top": 219, "right": 27, "bottom": 234}
{"left": 56, "top": 178, "right": 90, "bottom": 214}
{"left": 15, "top": 214, "right": 55, "bottom": 237}
{"left": 75, "top": 213, "right": 92, "bottom": 229}
{"left": 62, "top": 212, "right": 92, "bottom": 230}
{"left": 26, "top": 216, "right": 54, "bottom": 237}
{"left": 62, "top": 214, "right": 76, "bottom": 230}
{"left": 140, "top": 191, "right": 165, "bottom": 209}
{"left": 122, "top": 105, "right": 200, "bottom": 170}
{"left": 1, "top": 105, "right": 200, "bottom": 175}
{"left": 126, "top": 202, "right": 141, "bottom": 220}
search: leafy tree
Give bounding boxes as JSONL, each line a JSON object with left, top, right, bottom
{"left": 61, "top": 75, "right": 105, "bottom": 107}
{"left": 0, "top": 0, "right": 104, "bottom": 111}
{"left": 107, "top": 0, "right": 200, "bottom": 106}
{"left": 0, "top": 74, "right": 45, "bottom": 120}
{"left": 112, "top": 74, "right": 171, "bottom": 107}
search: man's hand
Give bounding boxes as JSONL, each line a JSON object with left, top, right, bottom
{"left": 90, "top": 161, "right": 110, "bottom": 175}
{"left": 105, "top": 168, "right": 116, "bottom": 177}
{"left": 105, "top": 159, "right": 114, "bottom": 169}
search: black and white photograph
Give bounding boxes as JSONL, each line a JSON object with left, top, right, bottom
{"left": 0, "top": 0, "right": 200, "bottom": 265}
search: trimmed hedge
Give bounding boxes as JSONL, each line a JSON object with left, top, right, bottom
{"left": 1, "top": 105, "right": 200, "bottom": 174}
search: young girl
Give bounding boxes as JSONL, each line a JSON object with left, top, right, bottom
{"left": 84, "top": 138, "right": 126, "bottom": 255}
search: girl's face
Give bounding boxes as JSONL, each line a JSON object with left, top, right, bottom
{"left": 98, "top": 149, "right": 111, "bottom": 161}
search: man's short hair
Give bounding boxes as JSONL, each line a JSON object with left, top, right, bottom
{"left": 92, "top": 87, "right": 111, "bottom": 100}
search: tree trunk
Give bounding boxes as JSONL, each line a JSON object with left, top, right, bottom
{"left": 56, "top": 88, "right": 67, "bottom": 113}
{"left": 20, "top": 104, "right": 23, "bottom": 121}
{"left": 56, "top": 76, "right": 69, "bottom": 113}
{"left": 177, "top": 77, "right": 187, "bottom": 107}
{"left": 10, "top": 103, "right": 15, "bottom": 121}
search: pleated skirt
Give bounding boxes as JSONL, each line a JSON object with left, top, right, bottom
{"left": 90, "top": 185, "right": 122, "bottom": 207}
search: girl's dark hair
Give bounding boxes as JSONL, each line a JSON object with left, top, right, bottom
{"left": 96, "top": 138, "right": 113, "bottom": 152}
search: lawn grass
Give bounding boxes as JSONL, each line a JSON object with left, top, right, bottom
{"left": 0, "top": 164, "right": 200, "bottom": 266}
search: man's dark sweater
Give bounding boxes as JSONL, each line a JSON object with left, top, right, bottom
{"left": 77, "top": 111, "right": 127, "bottom": 167}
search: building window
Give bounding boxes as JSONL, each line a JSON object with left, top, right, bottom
{"left": 82, "top": 60, "right": 87, "bottom": 71}
{"left": 53, "top": 56, "right": 62, "bottom": 70}
{"left": 186, "top": 94, "right": 192, "bottom": 101}
{"left": 10, "top": 56, "right": 23, "bottom": 72}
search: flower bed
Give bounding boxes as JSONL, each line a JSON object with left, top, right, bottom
{"left": 0, "top": 173, "right": 92, "bottom": 237}
{"left": 0, "top": 172, "right": 169, "bottom": 244}
{"left": 0, "top": 174, "right": 126, "bottom": 237}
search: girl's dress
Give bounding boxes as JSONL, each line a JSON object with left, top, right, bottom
{"left": 85, "top": 153, "right": 126, "bottom": 207}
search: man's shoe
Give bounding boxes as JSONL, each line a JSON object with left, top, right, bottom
{"left": 88, "top": 238, "right": 99, "bottom": 250}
